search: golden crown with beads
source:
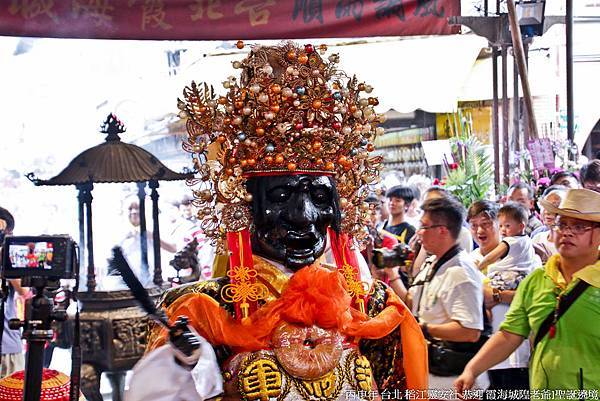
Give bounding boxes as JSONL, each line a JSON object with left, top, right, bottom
{"left": 179, "top": 41, "right": 384, "bottom": 253}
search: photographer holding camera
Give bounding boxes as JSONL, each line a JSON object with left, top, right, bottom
{"left": 364, "top": 194, "right": 399, "bottom": 280}
{"left": 406, "top": 197, "right": 489, "bottom": 394}
{"left": 370, "top": 186, "right": 417, "bottom": 289}
{"left": 0, "top": 206, "right": 29, "bottom": 377}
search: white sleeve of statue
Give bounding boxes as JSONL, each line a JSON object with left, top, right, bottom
{"left": 191, "top": 340, "right": 224, "bottom": 398}
{"left": 125, "top": 343, "right": 223, "bottom": 401}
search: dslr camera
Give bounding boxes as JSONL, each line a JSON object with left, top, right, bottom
{"left": 1, "top": 235, "right": 77, "bottom": 284}
{"left": 372, "top": 242, "right": 414, "bottom": 269}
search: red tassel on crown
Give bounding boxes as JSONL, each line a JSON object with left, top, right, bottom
{"left": 221, "top": 229, "right": 269, "bottom": 320}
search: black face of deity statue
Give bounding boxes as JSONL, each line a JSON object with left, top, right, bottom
{"left": 246, "top": 175, "right": 341, "bottom": 271}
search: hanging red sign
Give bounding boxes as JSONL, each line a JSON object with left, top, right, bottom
{"left": 0, "top": 0, "right": 460, "bottom": 40}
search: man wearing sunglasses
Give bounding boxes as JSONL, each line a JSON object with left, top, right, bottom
{"left": 456, "top": 189, "right": 600, "bottom": 398}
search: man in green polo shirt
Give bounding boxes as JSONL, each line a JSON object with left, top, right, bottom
{"left": 455, "top": 188, "right": 600, "bottom": 399}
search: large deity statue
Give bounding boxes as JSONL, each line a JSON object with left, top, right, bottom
{"left": 126, "top": 41, "right": 427, "bottom": 401}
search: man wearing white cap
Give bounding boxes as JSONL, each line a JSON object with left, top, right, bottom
{"left": 455, "top": 189, "right": 600, "bottom": 398}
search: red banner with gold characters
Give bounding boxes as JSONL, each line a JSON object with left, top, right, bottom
{"left": 0, "top": 0, "right": 460, "bottom": 40}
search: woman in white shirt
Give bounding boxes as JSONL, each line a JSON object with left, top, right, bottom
{"left": 467, "top": 200, "right": 501, "bottom": 268}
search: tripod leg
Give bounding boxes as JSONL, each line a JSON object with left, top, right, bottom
{"left": 106, "top": 371, "right": 126, "bottom": 401}
{"left": 23, "top": 340, "right": 46, "bottom": 401}
{"left": 80, "top": 363, "right": 103, "bottom": 401}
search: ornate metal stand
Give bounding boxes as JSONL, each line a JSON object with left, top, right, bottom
{"left": 78, "top": 289, "right": 162, "bottom": 401}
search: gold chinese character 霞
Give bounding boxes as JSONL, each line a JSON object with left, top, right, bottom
{"left": 128, "top": 0, "right": 172, "bottom": 31}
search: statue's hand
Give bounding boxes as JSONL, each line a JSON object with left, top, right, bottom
{"left": 168, "top": 316, "right": 203, "bottom": 369}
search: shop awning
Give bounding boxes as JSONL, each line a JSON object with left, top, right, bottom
{"left": 457, "top": 51, "right": 600, "bottom": 150}
{"left": 458, "top": 53, "right": 558, "bottom": 101}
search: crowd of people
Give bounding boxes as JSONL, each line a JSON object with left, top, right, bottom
{"left": 367, "top": 158, "right": 600, "bottom": 397}
{"left": 120, "top": 159, "right": 600, "bottom": 401}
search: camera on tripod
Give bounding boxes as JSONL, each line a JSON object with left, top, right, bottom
{"left": 1, "top": 235, "right": 77, "bottom": 287}
{"left": 0, "top": 235, "right": 80, "bottom": 401}
{"left": 372, "top": 242, "right": 414, "bottom": 269}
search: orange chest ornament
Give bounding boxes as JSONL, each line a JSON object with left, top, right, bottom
{"left": 216, "top": 229, "right": 377, "bottom": 401}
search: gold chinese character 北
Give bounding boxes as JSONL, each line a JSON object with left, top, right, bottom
{"left": 190, "top": 0, "right": 223, "bottom": 21}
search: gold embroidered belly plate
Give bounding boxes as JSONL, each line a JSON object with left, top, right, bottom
{"left": 227, "top": 347, "right": 377, "bottom": 401}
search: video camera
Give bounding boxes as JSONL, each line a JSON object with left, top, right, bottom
{"left": 372, "top": 242, "right": 414, "bottom": 269}
{"left": 1, "top": 235, "right": 77, "bottom": 286}
{"left": 0, "top": 235, "right": 80, "bottom": 401}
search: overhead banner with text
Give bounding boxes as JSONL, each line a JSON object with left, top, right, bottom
{"left": 0, "top": 0, "right": 460, "bottom": 40}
